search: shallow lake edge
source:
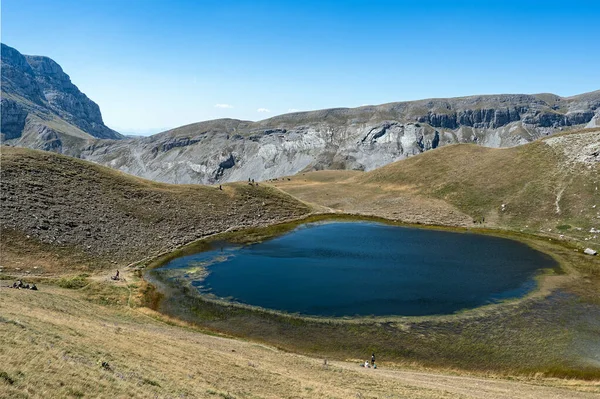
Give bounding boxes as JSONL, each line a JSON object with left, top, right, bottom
{"left": 143, "top": 213, "right": 572, "bottom": 324}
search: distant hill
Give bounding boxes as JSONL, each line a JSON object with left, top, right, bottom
{"left": 0, "top": 43, "right": 122, "bottom": 154}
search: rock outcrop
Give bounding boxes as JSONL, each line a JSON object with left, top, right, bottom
{"left": 1, "top": 43, "right": 121, "bottom": 148}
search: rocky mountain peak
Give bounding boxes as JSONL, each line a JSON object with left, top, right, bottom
{"left": 1, "top": 43, "right": 122, "bottom": 144}
{"left": 24, "top": 55, "right": 71, "bottom": 87}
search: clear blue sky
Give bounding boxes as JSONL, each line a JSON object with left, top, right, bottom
{"left": 2, "top": 0, "right": 599, "bottom": 134}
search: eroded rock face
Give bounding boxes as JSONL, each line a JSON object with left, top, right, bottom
{"left": 0, "top": 43, "right": 121, "bottom": 142}
{"left": 75, "top": 90, "right": 598, "bottom": 185}
{"left": 0, "top": 98, "right": 28, "bottom": 140}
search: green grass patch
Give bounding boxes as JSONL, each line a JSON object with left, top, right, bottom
{"left": 0, "top": 371, "right": 15, "bottom": 385}
{"left": 80, "top": 282, "right": 129, "bottom": 307}
{"left": 56, "top": 275, "right": 89, "bottom": 289}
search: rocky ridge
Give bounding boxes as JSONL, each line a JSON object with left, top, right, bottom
{"left": 0, "top": 147, "right": 310, "bottom": 269}
{"left": 79, "top": 91, "right": 600, "bottom": 184}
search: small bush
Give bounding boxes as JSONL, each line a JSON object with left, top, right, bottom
{"left": 57, "top": 276, "right": 88, "bottom": 289}
{"left": 556, "top": 224, "right": 572, "bottom": 230}
{"left": 0, "top": 371, "right": 15, "bottom": 385}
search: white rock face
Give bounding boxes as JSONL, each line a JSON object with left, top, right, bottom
{"left": 3, "top": 48, "right": 598, "bottom": 186}
{"left": 80, "top": 115, "right": 596, "bottom": 185}
{"left": 586, "top": 110, "right": 600, "bottom": 128}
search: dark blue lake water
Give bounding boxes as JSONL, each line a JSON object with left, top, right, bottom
{"left": 159, "top": 222, "right": 558, "bottom": 317}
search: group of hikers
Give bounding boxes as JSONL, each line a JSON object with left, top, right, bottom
{"left": 9, "top": 280, "right": 38, "bottom": 290}
{"left": 362, "top": 353, "right": 377, "bottom": 369}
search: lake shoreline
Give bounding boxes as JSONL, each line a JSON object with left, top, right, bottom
{"left": 139, "top": 213, "right": 600, "bottom": 378}
{"left": 151, "top": 217, "right": 561, "bottom": 319}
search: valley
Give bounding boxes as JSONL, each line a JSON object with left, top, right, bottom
{"left": 1, "top": 38, "right": 599, "bottom": 398}
{"left": 1, "top": 127, "right": 599, "bottom": 397}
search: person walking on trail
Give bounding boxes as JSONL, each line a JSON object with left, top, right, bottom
{"left": 371, "top": 353, "right": 375, "bottom": 366}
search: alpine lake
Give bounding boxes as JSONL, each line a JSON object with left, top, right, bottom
{"left": 153, "top": 220, "right": 559, "bottom": 318}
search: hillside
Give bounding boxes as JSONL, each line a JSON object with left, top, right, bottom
{"left": 0, "top": 43, "right": 122, "bottom": 153}
{"left": 272, "top": 128, "right": 600, "bottom": 247}
{"left": 1, "top": 131, "right": 599, "bottom": 399}
{"left": 0, "top": 146, "right": 310, "bottom": 274}
{"left": 2, "top": 284, "right": 598, "bottom": 399}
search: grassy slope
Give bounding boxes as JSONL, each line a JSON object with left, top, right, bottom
{"left": 2, "top": 282, "right": 599, "bottom": 399}
{"left": 354, "top": 132, "right": 594, "bottom": 228}
{"left": 0, "top": 146, "right": 310, "bottom": 274}
{"left": 273, "top": 128, "right": 600, "bottom": 247}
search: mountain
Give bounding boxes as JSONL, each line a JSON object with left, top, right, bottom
{"left": 79, "top": 91, "right": 600, "bottom": 184}
{"left": 2, "top": 44, "right": 598, "bottom": 185}
{"left": 0, "top": 43, "right": 122, "bottom": 154}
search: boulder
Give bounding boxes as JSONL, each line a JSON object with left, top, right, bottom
{"left": 584, "top": 248, "right": 598, "bottom": 256}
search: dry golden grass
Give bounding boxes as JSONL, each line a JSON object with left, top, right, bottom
{"left": 2, "top": 279, "right": 599, "bottom": 399}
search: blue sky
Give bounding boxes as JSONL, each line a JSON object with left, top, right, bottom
{"left": 2, "top": 0, "right": 599, "bottom": 134}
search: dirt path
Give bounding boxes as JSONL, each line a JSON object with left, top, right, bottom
{"left": 334, "top": 361, "right": 599, "bottom": 399}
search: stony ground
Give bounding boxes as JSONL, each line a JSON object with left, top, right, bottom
{"left": 0, "top": 146, "right": 310, "bottom": 273}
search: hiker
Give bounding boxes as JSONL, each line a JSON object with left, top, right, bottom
{"left": 17, "top": 280, "right": 24, "bottom": 288}
{"left": 111, "top": 270, "right": 120, "bottom": 281}
{"left": 30, "top": 283, "right": 38, "bottom": 291}
{"left": 371, "top": 353, "right": 375, "bottom": 366}
{"left": 219, "top": 184, "right": 222, "bottom": 190}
